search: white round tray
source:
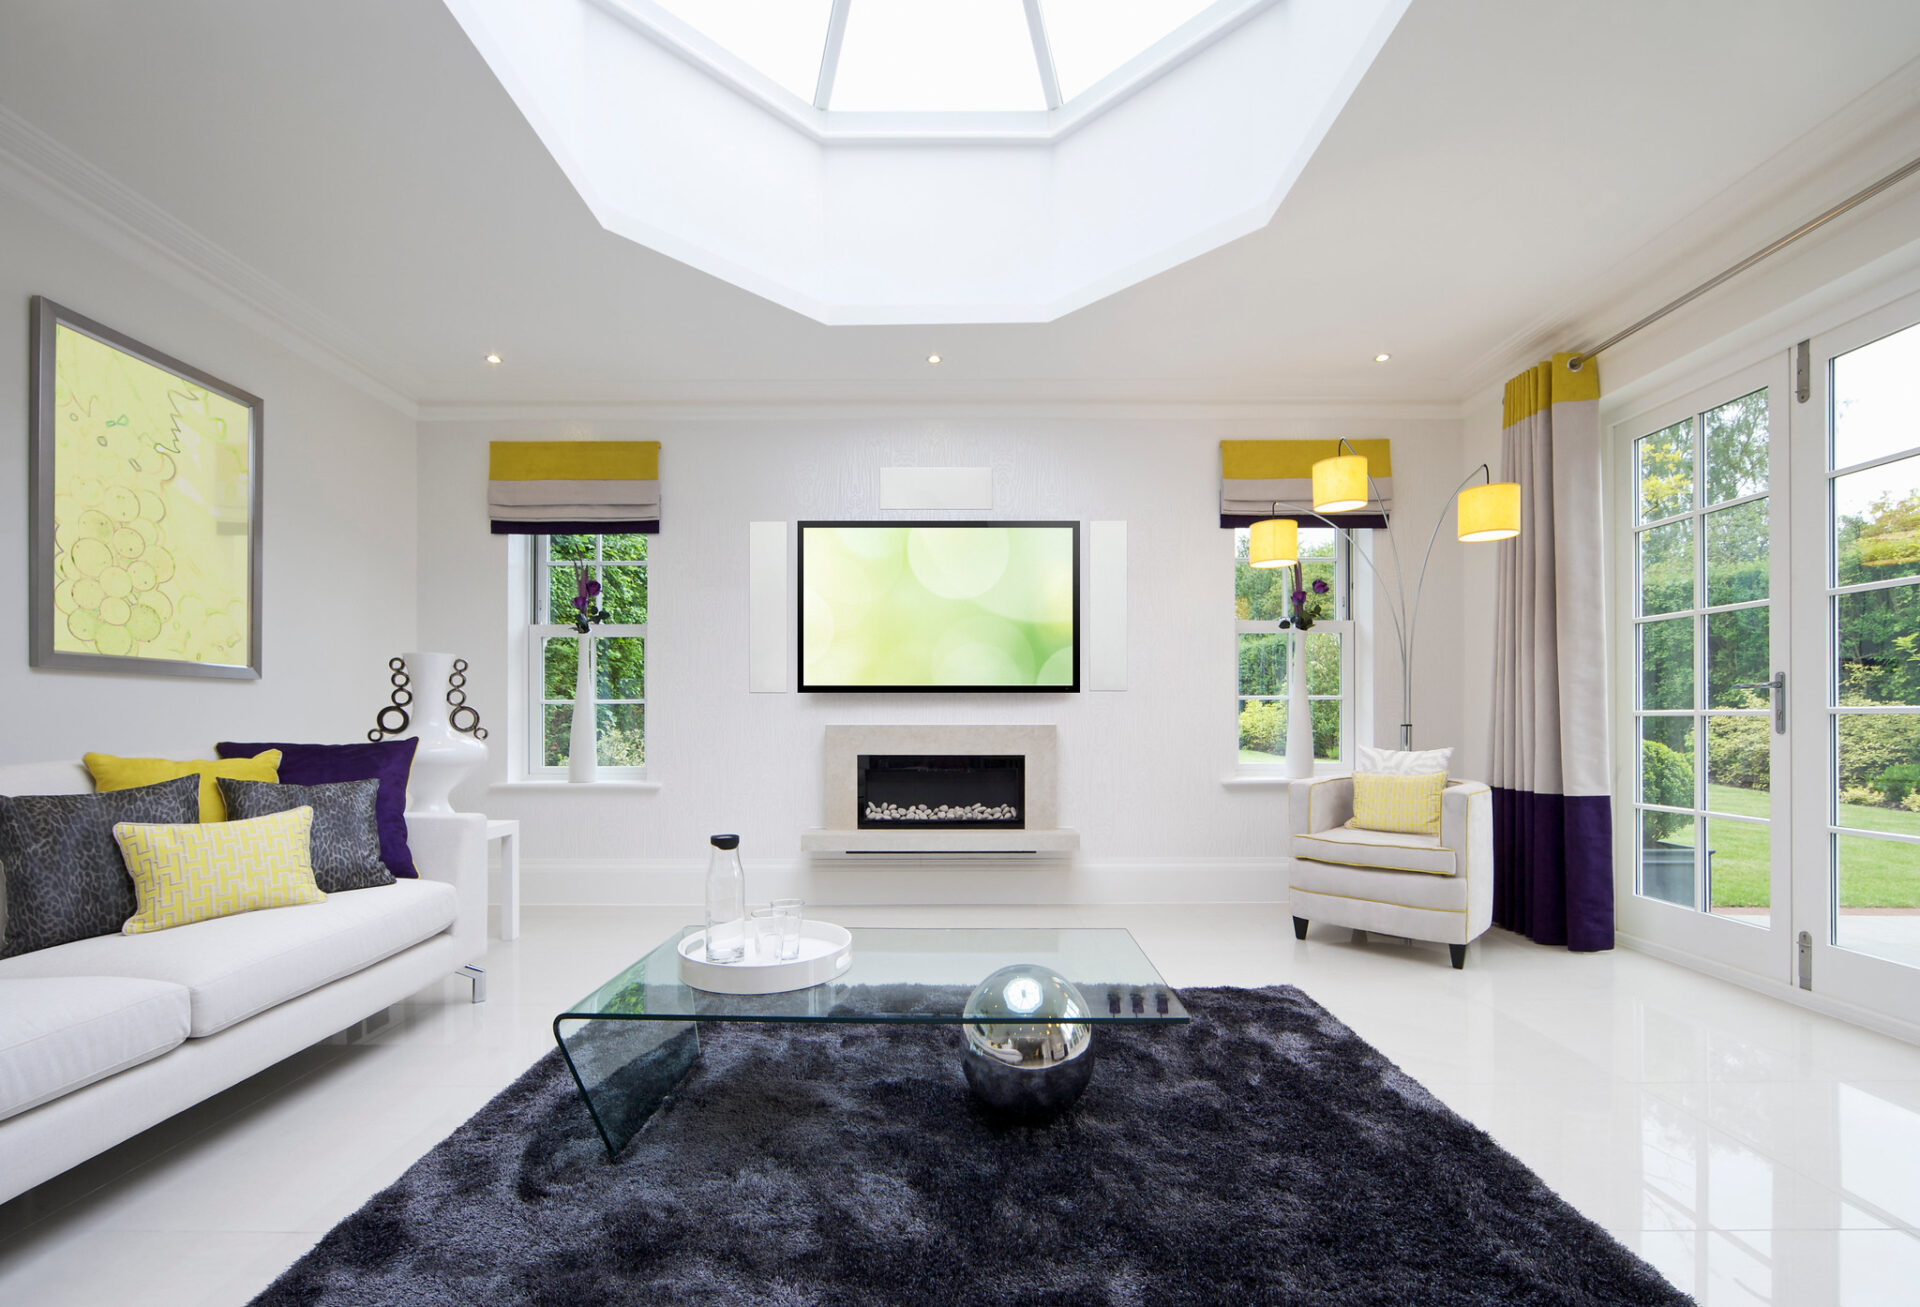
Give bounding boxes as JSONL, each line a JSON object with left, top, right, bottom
{"left": 678, "top": 920, "right": 854, "bottom": 995}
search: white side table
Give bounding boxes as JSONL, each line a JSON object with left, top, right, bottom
{"left": 485, "top": 819, "right": 521, "bottom": 941}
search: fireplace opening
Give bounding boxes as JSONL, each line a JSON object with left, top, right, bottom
{"left": 857, "top": 754, "right": 1025, "bottom": 829}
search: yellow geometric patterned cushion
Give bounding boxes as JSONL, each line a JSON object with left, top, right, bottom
{"left": 1348, "top": 770, "right": 1446, "bottom": 837}
{"left": 85, "top": 750, "right": 282, "bottom": 823}
{"left": 113, "top": 806, "right": 326, "bottom": 934}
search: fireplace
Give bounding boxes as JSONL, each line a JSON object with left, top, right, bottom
{"left": 858, "top": 754, "right": 1025, "bottom": 829}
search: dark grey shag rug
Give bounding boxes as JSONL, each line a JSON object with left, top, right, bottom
{"left": 254, "top": 987, "right": 1689, "bottom": 1306}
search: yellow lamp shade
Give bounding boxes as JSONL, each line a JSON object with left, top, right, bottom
{"left": 1457, "top": 481, "right": 1521, "bottom": 542}
{"left": 1248, "top": 517, "right": 1298, "bottom": 569}
{"left": 1312, "top": 454, "right": 1370, "bottom": 512}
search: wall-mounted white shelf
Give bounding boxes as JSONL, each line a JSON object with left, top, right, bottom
{"left": 801, "top": 827, "right": 1080, "bottom": 855}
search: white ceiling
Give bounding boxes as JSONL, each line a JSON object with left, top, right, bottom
{"left": 1, "top": 0, "right": 1917, "bottom": 407}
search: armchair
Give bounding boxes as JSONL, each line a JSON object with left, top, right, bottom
{"left": 1287, "top": 774, "right": 1493, "bottom": 968}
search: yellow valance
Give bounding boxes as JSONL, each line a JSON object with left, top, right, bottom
{"left": 488, "top": 441, "right": 660, "bottom": 535}
{"left": 1220, "top": 439, "right": 1392, "bottom": 530}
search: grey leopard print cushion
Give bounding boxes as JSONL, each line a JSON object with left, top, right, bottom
{"left": 217, "top": 777, "right": 396, "bottom": 893}
{"left": 0, "top": 774, "right": 203, "bottom": 958}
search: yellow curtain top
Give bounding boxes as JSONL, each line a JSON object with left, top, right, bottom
{"left": 1220, "top": 438, "right": 1393, "bottom": 480}
{"left": 488, "top": 441, "right": 659, "bottom": 482}
{"left": 1503, "top": 354, "right": 1600, "bottom": 428}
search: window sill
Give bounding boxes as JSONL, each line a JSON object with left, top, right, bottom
{"left": 489, "top": 779, "right": 662, "bottom": 794}
{"left": 1221, "top": 766, "right": 1349, "bottom": 790}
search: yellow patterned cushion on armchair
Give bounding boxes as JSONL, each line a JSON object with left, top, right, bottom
{"left": 1349, "top": 770, "right": 1446, "bottom": 836}
{"left": 113, "top": 806, "right": 326, "bottom": 933}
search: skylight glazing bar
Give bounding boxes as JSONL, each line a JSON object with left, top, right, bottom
{"left": 814, "top": 0, "right": 853, "bottom": 109}
{"left": 1022, "top": 0, "right": 1063, "bottom": 110}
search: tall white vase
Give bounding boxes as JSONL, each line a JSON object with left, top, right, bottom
{"left": 569, "top": 632, "right": 598, "bottom": 784}
{"left": 400, "top": 651, "right": 487, "bottom": 814}
{"left": 1284, "top": 629, "right": 1315, "bottom": 780}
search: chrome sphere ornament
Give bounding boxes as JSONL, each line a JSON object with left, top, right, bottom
{"left": 960, "top": 963, "right": 1096, "bottom": 1122}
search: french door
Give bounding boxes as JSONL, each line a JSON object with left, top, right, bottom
{"left": 1617, "top": 289, "right": 1920, "bottom": 1027}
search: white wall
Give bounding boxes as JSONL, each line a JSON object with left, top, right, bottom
{"left": 0, "top": 186, "right": 419, "bottom": 762}
{"left": 417, "top": 408, "right": 1467, "bottom": 905}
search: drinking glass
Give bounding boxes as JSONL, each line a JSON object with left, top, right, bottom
{"left": 770, "top": 897, "right": 804, "bottom": 960}
{"left": 748, "top": 906, "right": 781, "bottom": 962}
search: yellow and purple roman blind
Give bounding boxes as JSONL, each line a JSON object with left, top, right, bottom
{"left": 487, "top": 441, "right": 660, "bottom": 535}
{"left": 1219, "top": 439, "right": 1394, "bottom": 531}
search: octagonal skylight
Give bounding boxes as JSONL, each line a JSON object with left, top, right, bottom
{"left": 652, "top": 0, "right": 1219, "bottom": 115}
{"left": 445, "top": 0, "right": 1409, "bottom": 322}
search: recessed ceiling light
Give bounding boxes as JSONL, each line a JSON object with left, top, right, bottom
{"left": 927, "top": 353, "right": 942, "bottom": 365}
{"left": 485, "top": 352, "right": 502, "bottom": 365}
{"left": 1374, "top": 353, "right": 1391, "bottom": 363}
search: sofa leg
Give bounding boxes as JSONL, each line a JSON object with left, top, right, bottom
{"left": 1448, "top": 944, "right": 1466, "bottom": 970}
{"left": 462, "top": 963, "right": 488, "bottom": 1003}
{"left": 1292, "top": 916, "right": 1308, "bottom": 941}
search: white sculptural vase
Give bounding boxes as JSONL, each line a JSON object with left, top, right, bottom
{"left": 400, "top": 651, "right": 488, "bottom": 814}
{"left": 569, "top": 632, "right": 598, "bottom": 784}
{"left": 1284, "top": 629, "right": 1315, "bottom": 780}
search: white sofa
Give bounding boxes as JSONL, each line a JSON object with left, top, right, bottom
{"left": 0, "top": 760, "right": 488, "bottom": 1204}
{"left": 1287, "top": 774, "right": 1494, "bottom": 968}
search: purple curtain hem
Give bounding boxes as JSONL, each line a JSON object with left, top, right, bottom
{"left": 1492, "top": 788, "right": 1614, "bottom": 951}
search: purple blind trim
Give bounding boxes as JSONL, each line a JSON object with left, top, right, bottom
{"left": 491, "top": 519, "right": 659, "bottom": 536}
{"left": 1219, "top": 513, "right": 1388, "bottom": 531}
{"left": 1492, "top": 788, "right": 1614, "bottom": 951}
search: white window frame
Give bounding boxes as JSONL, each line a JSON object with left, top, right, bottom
{"left": 523, "top": 534, "right": 649, "bottom": 779}
{"left": 1233, "top": 526, "right": 1358, "bottom": 775}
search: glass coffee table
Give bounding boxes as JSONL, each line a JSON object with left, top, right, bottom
{"left": 553, "top": 926, "right": 1189, "bottom": 1158}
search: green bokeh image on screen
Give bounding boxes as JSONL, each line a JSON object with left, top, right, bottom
{"left": 799, "top": 523, "right": 1078, "bottom": 690}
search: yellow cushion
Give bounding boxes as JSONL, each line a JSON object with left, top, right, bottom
{"left": 84, "top": 750, "right": 281, "bottom": 823}
{"left": 1349, "top": 770, "right": 1446, "bottom": 836}
{"left": 113, "top": 806, "right": 326, "bottom": 934}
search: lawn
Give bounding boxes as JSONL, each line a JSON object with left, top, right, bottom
{"left": 1688, "top": 784, "right": 1920, "bottom": 909}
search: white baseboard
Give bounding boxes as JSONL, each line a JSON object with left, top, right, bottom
{"left": 1617, "top": 929, "right": 1920, "bottom": 1048}
{"left": 518, "top": 856, "right": 1290, "bottom": 908}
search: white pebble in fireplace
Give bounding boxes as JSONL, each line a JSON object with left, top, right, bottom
{"left": 803, "top": 725, "right": 1078, "bottom": 855}
{"left": 864, "top": 802, "right": 1021, "bottom": 823}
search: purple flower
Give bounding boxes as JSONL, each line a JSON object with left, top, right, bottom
{"left": 571, "top": 594, "right": 587, "bottom": 610}
{"left": 1291, "top": 590, "right": 1307, "bottom": 606}
{"left": 1311, "top": 578, "right": 1330, "bottom": 595}
{"left": 585, "top": 580, "right": 602, "bottom": 597}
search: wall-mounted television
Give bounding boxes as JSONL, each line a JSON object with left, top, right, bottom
{"left": 798, "top": 521, "right": 1079, "bottom": 692}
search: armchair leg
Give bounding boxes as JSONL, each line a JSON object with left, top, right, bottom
{"left": 1292, "top": 916, "right": 1308, "bottom": 941}
{"left": 1448, "top": 944, "right": 1466, "bottom": 970}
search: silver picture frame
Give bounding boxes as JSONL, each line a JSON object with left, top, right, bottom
{"left": 28, "top": 296, "right": 265, "bottom": 679}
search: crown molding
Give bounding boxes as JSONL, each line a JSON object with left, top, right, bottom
{"left": 415, "top": 394, "right": 1467, "bottom": 424}
{"left": 1455, "top": 54, "right": 1920, "bottom": 402}
{"left": 0, "top": 102, "right": 419, "bottom": 417}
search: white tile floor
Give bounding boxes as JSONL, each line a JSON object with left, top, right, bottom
{"left": 5, "top": 903, "right": 1920, "bottom": 1306}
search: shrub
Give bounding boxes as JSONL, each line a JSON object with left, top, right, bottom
{"left": 1238, "top": 700, "right": 1283, "bottom": 755}
{"left": 1840, "top": 785, "right": 1884, "bottom": 809}
{"left": 1902, "top": 792, "right": 1920, "bottom": 814}
{"left": 1706, "top": 715, "right": 1769, "bottom": 791}
{"left": 1836, "top": 713, "right": 1920, "bottom": 794}
{"left": 1874, "top": 763, "right": 1920, "bottom": 806}
{"left": 1642, "top": 738, "right": 1694, "bottom": 842}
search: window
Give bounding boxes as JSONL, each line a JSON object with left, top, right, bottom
{"left": 525, "top": 534, "right": 648, "bottom": 774}
{"left": 1234, "top": 526, "right": 1355, "bottom": 769}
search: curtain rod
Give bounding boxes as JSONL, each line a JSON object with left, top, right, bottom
{"left": 1567, "top": 153, "right": 1920, "bottom": 372}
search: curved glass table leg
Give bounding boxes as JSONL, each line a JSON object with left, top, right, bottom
{"left": 553, "top": 1016, "right": 699, "bottom": 1159}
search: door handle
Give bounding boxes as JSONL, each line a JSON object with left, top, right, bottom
{"left": 1730, "top": 672, "right": 1786, "bottom": 735}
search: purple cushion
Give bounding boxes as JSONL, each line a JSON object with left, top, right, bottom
{"left": 215, "top": 739, "right": 419, "bottom": 878}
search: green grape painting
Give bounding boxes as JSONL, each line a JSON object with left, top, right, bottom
{"left": 48, "top": 323, "right": 254, "bottom": 666}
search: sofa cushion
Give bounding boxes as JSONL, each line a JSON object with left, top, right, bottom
{"left": 0, "top": 879, "right": 456, "bottom": 1037}
{"left": 115, "top": 807, "right": 328, "bottom": 934}
{"left": 1290, "top": 853, "right": 1470, "bottom": 912}
{"left": 1293, "top": 824, "right": 1456, "bottom": 876}
{"left": 0, "top": 976, "right": 191, "bottom": 1121}
{"left": 0, "top": 775, "right": 204, "bottom": 959}
{"left": 216, "top": 741, "right": 420, "bottom": 878}
{"left": 83, "top": 750, "right": 283, "bottom": 823}
{"left": 217, "top": 778, "right": 395, "bottom": 892}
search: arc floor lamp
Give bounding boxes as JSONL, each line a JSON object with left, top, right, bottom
{"left": 1248, "top": 439, "right": 1521, "bottom": 750}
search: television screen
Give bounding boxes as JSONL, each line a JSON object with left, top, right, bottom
{"left": 798, "top": 522, "right": 1079, "bottom": 691}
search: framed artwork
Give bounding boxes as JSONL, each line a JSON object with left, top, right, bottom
{"left": 28, "top": 297, "right": 264, "bottom": 679}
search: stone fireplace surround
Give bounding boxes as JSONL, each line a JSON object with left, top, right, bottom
{"left": 801, "top": 725, "right": 1078, "bottom": 855}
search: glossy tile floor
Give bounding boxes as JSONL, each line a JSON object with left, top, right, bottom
{"left": 5, "top": 904, "right": 1920, "bottom": 1305}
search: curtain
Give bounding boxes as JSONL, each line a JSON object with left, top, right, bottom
{"left": 1220, "top": 439, "right": 1393, "bottom": 530}
{"left": 487, "top": 441, "right": 660, "bottom": 535}
{"left": 1489, "top": 354, "right": 1611, "bottom": 950}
